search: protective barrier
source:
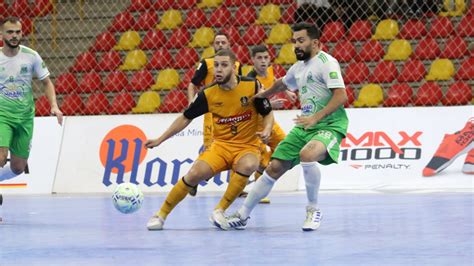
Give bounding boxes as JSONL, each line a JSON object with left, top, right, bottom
{"left": 14, "top": 0, "right": 471, "bottom": 116}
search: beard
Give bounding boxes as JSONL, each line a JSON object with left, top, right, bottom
{"left": 4, "top": 38, "right": 21, "bottom": 49}
{"left": 216, "top": 73, "right": 232, "bottom": 85}
{"left": 295, "top": 47, "right": 311, "bottom": 61}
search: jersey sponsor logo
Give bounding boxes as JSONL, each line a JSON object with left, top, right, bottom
{"left": 329, "top": 72, "right": 338, "bottom": 79}
{"left": 306, "top": 72, "right": 316, "bottom": 83}
{"left": 240, "top": 96, "right": 249, "bottom": 107}
{"left": 20, "top": 64, "right": 28, "bottom": 75}
{"left": 0, "top": 83, "right": 26, "bottom": 99}
{"left": 216, "top": 111, "right": 252, "bottom": 124}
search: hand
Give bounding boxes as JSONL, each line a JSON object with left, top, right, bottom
{"left": 285, "top": 90, "right": 297, "bottom": 103}
{"left": 293, "top": 113, "right": 322, "bottom": 130}
{"left": 51, "top": 106, "right": 63, "bottom": 125}
{"left": 257, "top": 130, "right": 271, "bottom": 144}
{"left": 270, "top": 98, "right": 288, "bottom": 109}
{"left": 144, "top": 139, "right": 161, "bottom": 149}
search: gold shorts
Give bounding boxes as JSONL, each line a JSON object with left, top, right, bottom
{"left": 197, "top": 141, "right": 261, "bottom": 174}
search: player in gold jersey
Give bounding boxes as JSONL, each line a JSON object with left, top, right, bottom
{"left": 145, "top": 49, "right": 274, "bottom": 230}
{"left": 187, "top": 32, "right": 242, "bottom": 197}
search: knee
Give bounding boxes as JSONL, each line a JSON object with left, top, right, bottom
{"left": 300, "top": 149, "right": 325, "bottom": 163}
{"left": 0, "top": 158, "right": 6, "bottom": 168}
{"left": 266, "top": 160, "right": 287, "bottom": 178}
{"left": 10, "top": 165, "right": 25, "bottom": 175}
{"left": 237, "top": 161, "right": 259, "bottom": 176}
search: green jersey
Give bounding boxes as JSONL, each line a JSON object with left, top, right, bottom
{"left": 0, "top": 45, "right": 50, "bottom": 119}
{"left": 282, "top": 51, "right": 348, "bottom": 136}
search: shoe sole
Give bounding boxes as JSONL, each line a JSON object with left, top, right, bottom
{"left": 424, "top": 142, "right": 474, "bottom": 177}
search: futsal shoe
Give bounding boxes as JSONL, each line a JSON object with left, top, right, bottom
{"left": 462, "top": 149, "right": 474, "bottom": 174}
{"left": 302, "top": 206, "right": 322, "bottom": 231}
{"left": 210, "top": 209, "right": 227, "bottom": 228}
{"left": 216, "top": 212, "right": 249, "bottom": 230}
{"left": 423, "top": 118, "right": 474, "bottom": 177}
{"left": 146, "top": 216, "right": 165, "bottom": 230}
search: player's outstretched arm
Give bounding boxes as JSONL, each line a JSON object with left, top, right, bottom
{"left": 187, "top": 83, "right": 198, "bottom": 105}
{"left": 254, "top": 78, "right": 288, "bottom": 99}
{"left": 144, "top": 115, "right": 192, "bottom": 149}
{"left": 41, "top": 77, "right": 63, "bottom": 125}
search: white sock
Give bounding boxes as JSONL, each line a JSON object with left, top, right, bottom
{"left": 0, "top": 164, "right": 19, "bottom": 182}
{"left": 301, "top": 161, "right": 321, "bottom": 209}
{"left": 238, "top": 171, "right": 276, "bottom": 219}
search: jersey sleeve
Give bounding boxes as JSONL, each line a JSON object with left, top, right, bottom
{"left": 190, "top": 59, "right": 208, "bottom": 86}
{"left": 282, "top": 64, "right": 298, "bottom": 92}
{"left": 33, "top": 52, "right": 50, "bottom": 80}
{"left": 323, "top": 60, "right": 345, "bottom": 89}
{"left": 183, "top": 90, "right": 209, "bottom": 119}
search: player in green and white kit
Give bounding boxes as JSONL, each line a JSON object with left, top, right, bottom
{"left": 0, "top": 17, "right": 63, "bottom": 222}
{"left": 214, "top": 22, "right": 349, "bottom": 231}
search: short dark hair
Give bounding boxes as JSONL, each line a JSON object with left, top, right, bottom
{"left": 1, "top": 16, "right": 21, "bottom": 27}
{"left": 292, "top": 22, "right": 320, "bottom": 40}
{"left": 215, "top": 49, "right": 236, "bottom": 63}
{"left": 251, "top": 45, "right": 268, "bottom": 57}
{"left": 214, "top": 31, "right": 230, "bottom": 41}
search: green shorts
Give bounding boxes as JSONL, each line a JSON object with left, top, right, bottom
{"left": 271, "top": 126, "right": 344, "bottom": 168}
{"left": 0, "top": 115, "right": 33, "bottom": 159}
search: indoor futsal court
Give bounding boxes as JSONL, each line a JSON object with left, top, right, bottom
{"left": 1, "top": 191, "right": 472, "bottom": 265}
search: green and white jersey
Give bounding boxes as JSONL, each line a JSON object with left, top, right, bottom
{"left": 0, "top": 45, "right": 50, "bottom": 119}
{"left": 282, "top": 51, "right": 348, "bottom": 135}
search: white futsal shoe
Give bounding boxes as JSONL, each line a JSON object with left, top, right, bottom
{"left": 147, "top": 216, "right": 165, "bottom": 230}
{"left": 302, "top": 206, "right": 322, "bottom": 231}
{"left": 210, "top": 209, "right": 228, "bottom": 229}
{"left": 214, "top": 212, "right": 249, "bottom": 230}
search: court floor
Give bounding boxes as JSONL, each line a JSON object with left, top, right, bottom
{"left": 0, "top": 192, "right": 473, "bottom": 266}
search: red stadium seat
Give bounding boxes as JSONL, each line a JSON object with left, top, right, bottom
{"left": 398, "top": 19, "right": 427, "bottom": 39}
{"left": 383, "top": 84, "right": 413, "bottom": 107}
{"left": 184, "top": 8, "right": 207, "bottom": 28}
{"left": 177, "top": 68, "right": 195, "bottom": 89}
{"left": 413, "top": 82, "right": 442, "bottom": 106}
{"left": 61, "top": 94, "right": 84, "bottom": 116}
{"left": 128, "top": 0, "right": 152, "bottom": 12}
{"left": 174, "top": 47, "right": 199, "bottom": 69}
{"left": 84, "top": 93, "right": 110, "bottom": 115}
{"left": 165, "top": 27, "right": 190, "bottom": 49}
{"left": 223, "top": 0, "right": 242, "bottom": 7}
{"left": 241, "top": 25, "right": 267, "bottom": 45}
{"left": 320, "top": 21, "right": 345, "bottom": 43}
{"left": 412, "top": 37, "right": 440, "bottom": 60}
{"left": 175, "top": 0, "right": 197, "bottom": 9}
{"left": 440, "top": 36, "right": 468, "bottom": 59}
{"left": 91, "top": 31, "right": 116, "bottom": 52}
{"left": 280, "top": 3, "right": 296, "bottom": 24}
{"left": 344, "top": 62, "right": 369, "bottom": 84}
{"left": 331, "top": 40, "right": 356, "bottom": 63}
{"left": 208, "top": 7, "right": 232, "bottom": 27}
{"left": 345, "top": 86, "right": 355, "bottom": 108}
{"left": 35, "top": 95, "right": 51, "bottom": 116}
{"left": 96, "top": 50, "right": 121, "bottom": 71}
{"left": 78, "top": 72, "right": 103, "bottom": 93}
{"left": 146, "top": 48, "right": 173, "bottom": 70}
{"left": 455, "top": 57, "right": 474, "bottom": 80}
{"left": 222, "top": 26, "right": 242, "bottom": 45}
{"left": 10, "top": 0, "right": 32, "bottom": 17}
{"left": 428, "top": 17, "right": 453, "bottom": 38}
{"left": 134, "top": 11, "right": 158, "bottom": 31}
{"left": 357, "top": 40, "right": 384, "bottom": 62}
{"left": 457, "top": 16, "right": 474, "bottom": 37}
{"left": 110, "top": 93, "right": 135, "bottom": 114}
{"left": 233, "top": 6, "right": 257, "bottom": 26}
{"left": 70, "top": 51, "right": 97, "bottom": 72}
{"left": 20, "top": 17, "right": 33, "bottom": 36}
{"left": 152, "top": 0, "right": 176, "bottom": 10}
{"left": 109, "top": 12, "right": 135, "bottom": 32}
{"left": 129, "top": 70, "right": 155, "bottom": 91}
{"left": 348, "top": 20, "right": 372, "bottom": 41}
{"left": 369, "top": 61, "right": 398, "bottom": 83}
{"left": 139, "top": 29, "right": 166, "bottom": 50}
{"left": 232, "top": 45, "right": 251, "bottom": 64}
{"left": 272, "top": 64, "right": 286, "bottom": 78}
{"left": 103, "top": 71, "right": 129, "bottom": 92}
{"left": 55, "top": 73, "right": 78, "bottom": 94}
{"left": 0, "top": 2, "right": 8, "bottom": 19}
{"left": 441, "top": 82, "right": 472, "bottom": 106}
{"left": 159, "top": 89, "right": 188, "bottom": 113}
{"left": 33, "top": 0, "right": 53, "bottom": 17}
{"left": 272, "top": 0, "right": 294, "bottom": 3}
{"left": 397, "top": 59, "right": 426, "bottom": 82}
